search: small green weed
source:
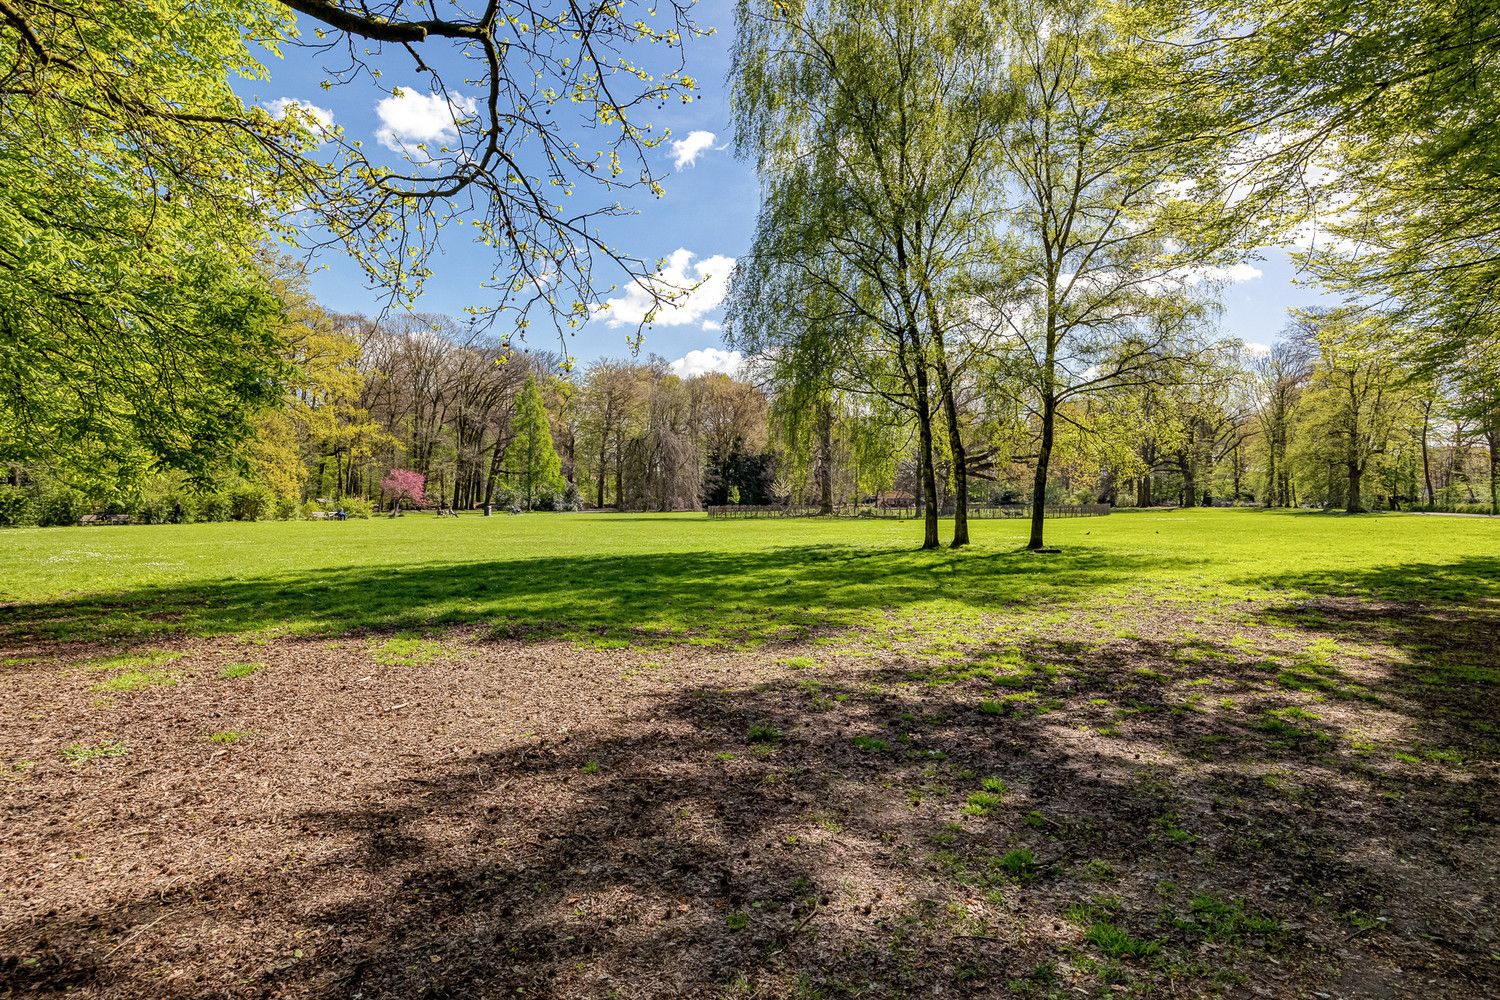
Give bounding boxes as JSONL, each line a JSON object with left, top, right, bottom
{"left": 995, "top": 847, "right": 1037, "bottom": 878}
{"left": 748, "top": 722, "right": 782, "bottom": 743}
{"left": 1177, "top": 894, "right": 1281, "bottom": 942}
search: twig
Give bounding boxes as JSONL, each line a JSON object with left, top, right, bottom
{"left": 104, "top": 912, "right": 171, "bottom": 959}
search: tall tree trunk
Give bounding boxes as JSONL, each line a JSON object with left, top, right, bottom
{"left": 483, "top": 436, "right": 505, "bottom": 506}
{"left": 1421, "top": 402, "right": 1435, "bottom": 504}
{"left": 934, "top": 364, "right": 968, "bottom": 547}
{"left": 1028, "top": 394, "right": 1056, "bottom": 550}
{"left": 1266, "top": 439, "right": 1277, "bottom": 508}
{"left": 613, "top": 434, "right": 624, "bottom": 510}
{"left": 914, "top": 362, "right": 940, "bottom": 550}
{"left": 816, "top": 399, "right": 834, "bottom": 515}
{"left": 1487, "top": 421, "right": 1499, "bottom": 516}
{"left": 1347, "top": 460, "right": 1364, "bottom": 513}
{"left": 596, "top": 438, "right": 608, "bottom": 510}
{"left": 924, "top": 299, "right": 969, "bottom": 548}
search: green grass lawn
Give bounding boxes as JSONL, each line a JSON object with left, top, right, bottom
{"left": 2, "top": 508, "right": 1496, "bottom": 646}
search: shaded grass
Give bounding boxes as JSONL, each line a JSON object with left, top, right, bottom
{"left": 2, "top": 510, "right": 1495, "bottom": 650}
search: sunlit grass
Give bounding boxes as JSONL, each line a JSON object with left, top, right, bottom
{"left": 0, "top": 510, "right": 1495, "bottom": 648}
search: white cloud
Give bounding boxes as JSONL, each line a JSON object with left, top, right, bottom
{"left": 701, "top": 319, "right": 723, "bottom": 332}
{"left": 264, "top": 97, "right": 334, "bottom": 133}
{"left": 375, "top": 87, "right": 477, "bottom": 151}
{"left": 1242, "top": 341, "right": 1272, "bottom": 358}
{"left": 670, "top": 130, "right": 720, "bottom": 170}
{"left": 670, "top": 348, "right": 743, "bottom": 378}
{"left": 596, "top": 248, "right": 735, "bottom": 328}
{"left": 1189, "top": 262, "right": 1264, "bottom": 284}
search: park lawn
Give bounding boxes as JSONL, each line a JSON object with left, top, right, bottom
{"left": 1, "top": 508, "right": 1496, "bottom": 645}
{"left": 0, "top": 509, "right": 1497, "bottom": 999}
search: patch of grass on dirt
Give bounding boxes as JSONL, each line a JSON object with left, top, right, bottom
{"left": 1083, "top": 920, "right": 1162, "bottom": 960}
{"left": 61, "top": 739, "right": 128, "bottom": 765}
{"left": 91, "top": 669, "right": 179, "bottom": 693}
{"left": 220, "top": 661, "right": 264, "bottom": 679}
{"left": 208, "top": 730, "right": 247, "bottom": 744}
{"left": 370, "top": 633, "right": 452, "bottom": 667}
{"left": 80, "top": 649, "right": 184, "bottom": 672}
{"left": 963, "top": 777, "right": 1008, "bottom": 816}
{"left": 1175, "top": 893, "right": 1282, "bottom": 942}
{"left": 747, "top": 722, "right": 782, "bottom": 743}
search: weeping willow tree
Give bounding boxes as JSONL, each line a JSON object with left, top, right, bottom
{"left": 728, "top": 0, "right": 1014, "bottom": 549}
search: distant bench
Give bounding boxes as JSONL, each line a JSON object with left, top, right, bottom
{"left": 79, "top": 514, "right": 133, "bottom": 526}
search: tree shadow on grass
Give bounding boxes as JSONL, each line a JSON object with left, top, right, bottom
{"left": 0, "top": 544, "right": 1180, "bottom": 651}
{"left": 1244, "top": 556, "right": 1500, "bottom": 732}
{"left": 5, "top": 624, "right": 1495, "bottom": 999}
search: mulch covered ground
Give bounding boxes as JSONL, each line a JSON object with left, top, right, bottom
{"left": 1, "top": 593, "right": 1496, "bottom": 999}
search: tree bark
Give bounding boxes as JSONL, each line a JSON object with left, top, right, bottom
{"left": 816, "top": 399, "right": 834, "bottom": 515}
{"left": 914, "top": 361, "right": 940, "bottom": 550}
{"left": 1028, "top": 394, "right": 1055, "bottom": 550}
{"left": 1421, "top": 402, "right": 1435, "bottom": 504}
{"left": 1347, "top": 460, "right": 1364, "bottom": 514}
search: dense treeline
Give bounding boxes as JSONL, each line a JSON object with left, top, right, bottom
{"left": 5, "top": 287, "right": 1494, "bottom": 525}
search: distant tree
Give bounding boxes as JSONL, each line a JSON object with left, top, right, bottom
{"left": 505, "top": 376, "right": 565, "bottom": 509}
{"left": 381, "top": 468, "right": 427, "bottom": 511}
{"left": 1289, "top": 311, "right": 1415, "bottom": 513}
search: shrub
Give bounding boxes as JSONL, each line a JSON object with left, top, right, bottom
{"left": 273, "top": 497, "right": 301, "bottom": 520}
{"left": 0, "top": 485, "right": 37, "bottom": 526}
{"left": 35, "top": 486, "right": 84, "bottom": 526}
{"left": 194, "top": 492, "right": 231, "bottom": 522}
{"left": 340, "top": 497, "right": 373, "bottom": 519}
{"left": 131, "top": 493, "right": 173, "bottom": 524}
{"left": 228, "top": 483, "right": 274, "bottom": 521}
{"left": 534, "top": 486, "right": 580, "bottom": 511}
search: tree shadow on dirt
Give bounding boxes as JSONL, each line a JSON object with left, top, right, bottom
{"left": 6, "top": 618, "right": 1496, "bottom": 999}
{"left": 1245, "top": 555, "right": 1500, "bottom": 733}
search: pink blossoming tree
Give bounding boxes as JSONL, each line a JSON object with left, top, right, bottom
{"left": 381, "top": 468, "right": 427, "bottom": 512}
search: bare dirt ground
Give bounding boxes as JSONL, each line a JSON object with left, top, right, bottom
{"left": 1, "top": 594, "right": 1497, "bottom": 999}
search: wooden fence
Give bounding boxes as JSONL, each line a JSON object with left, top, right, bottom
{"left": 704, "top": 505, "right": 825, "bottom": 519}
{"left": 706, "top": 503, "right": 1110, "bottom": 520}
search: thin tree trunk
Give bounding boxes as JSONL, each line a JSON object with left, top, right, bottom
{"left": 816, "top": 399, "right": 834, "bottom": 515}
{"left": 934, "top": 359, "right": 968, "bottom": 547}
{"left": 1028, "top": 394, "right": 1056, "bottom": 550}
{"left": 1421, "top": 402, "right": 1435, "bottom": 504}
{"left": 914, "top": 363, "right": 940, "bottom": 550}
{"left": 1487, "top": 422, "right": 1499, "bottom": 516}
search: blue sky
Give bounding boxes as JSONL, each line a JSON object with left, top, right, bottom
{"left": 244, "top": 0, "right": 1335, "bottom": 375}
